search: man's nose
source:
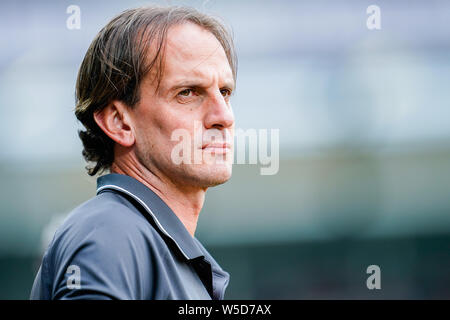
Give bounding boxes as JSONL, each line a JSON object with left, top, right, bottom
{"left": 203, "top": 90, "right": 234, "bottom": 130}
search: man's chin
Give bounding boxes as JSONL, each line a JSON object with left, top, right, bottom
{"left": 206, "top": 174, "right": 232, "bottom": 188}
{"left": 189, "top": 165, "right": 232, "bottom": 188}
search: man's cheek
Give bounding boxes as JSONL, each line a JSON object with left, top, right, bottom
{"left": 169, "top": 127, "right": 194, "bottom": 165}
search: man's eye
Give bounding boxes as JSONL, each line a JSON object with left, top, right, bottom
{"left": 220, "top": 88, "right": 232, "bottom": 98}
{"left": 178, "top": 89, "right": 193, "bottom": 97}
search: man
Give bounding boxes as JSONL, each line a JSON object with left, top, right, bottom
{"left": 30, "top": 5, "right": 236, "bottom": 300}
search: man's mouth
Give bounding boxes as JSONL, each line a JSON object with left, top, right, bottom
{"left": 201, "top": 142, "right": 232, "bottom": 154}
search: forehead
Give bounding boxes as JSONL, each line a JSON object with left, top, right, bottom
{"left": 161, "top": 22, "right": 233, "bottom": 85}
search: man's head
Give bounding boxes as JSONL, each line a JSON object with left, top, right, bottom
{"left": 75, "top": 6, "right": 237, "bottom": 189}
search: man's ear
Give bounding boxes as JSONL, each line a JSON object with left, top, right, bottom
{"left": 93, "top": 100, "right": 135, "bottom": 147}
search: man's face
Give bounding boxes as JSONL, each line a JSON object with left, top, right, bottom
{"left": 130, "top": 22, "right": 235, "bottom": 190}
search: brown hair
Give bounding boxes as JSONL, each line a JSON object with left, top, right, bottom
{"left": 75, "top": 5, "right": 237, "bottom": 176}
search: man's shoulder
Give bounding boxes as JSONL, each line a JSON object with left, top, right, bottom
{"left": 66, "top": 191, "right": 143, "bottom": 226}
{"left": 46, "top": 191, "right": 165, "bottom": 264}
{"left": 36, "top": 191, "right": 167, "bottom": 299}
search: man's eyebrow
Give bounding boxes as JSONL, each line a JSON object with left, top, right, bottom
{"left": 169, "top": 79, "right": 235, "bottom": 91}
{"left": 223, "top": 80, "right": 235, "bottom": 90}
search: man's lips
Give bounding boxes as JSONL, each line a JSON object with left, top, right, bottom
{"left": 201, "top": 142, "right": 232, "bottom": 153}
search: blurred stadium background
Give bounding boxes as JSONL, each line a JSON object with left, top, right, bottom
{"left": 1, "top": 0, "right": 450, "bottom": 299}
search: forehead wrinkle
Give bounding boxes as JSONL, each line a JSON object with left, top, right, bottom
{"left": 167, "top": 67, "right": 234, "bottom": 93}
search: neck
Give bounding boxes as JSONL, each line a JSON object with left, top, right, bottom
{"left": 110, "top": 150, "right": 206, "bottom": 237}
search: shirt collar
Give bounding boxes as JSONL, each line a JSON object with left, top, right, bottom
{"left": 96, "top": 173, "right": 205, "bottom": 261}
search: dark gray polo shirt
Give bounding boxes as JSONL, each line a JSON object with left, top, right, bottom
{"left": 30, "top": 173, "right": 230, "bottom": 300}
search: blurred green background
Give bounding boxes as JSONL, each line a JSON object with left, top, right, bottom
{"left": 1, "top": 0, "right": 450, "bottom": 299}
